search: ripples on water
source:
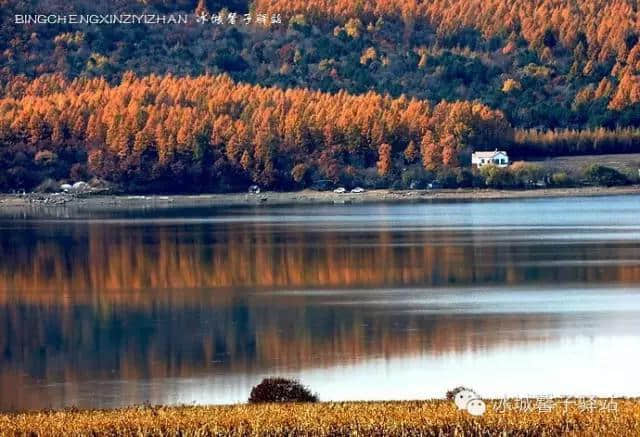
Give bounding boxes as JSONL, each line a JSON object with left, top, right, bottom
{"left": 1, "top": 195, "right": 640, "bottom": 410}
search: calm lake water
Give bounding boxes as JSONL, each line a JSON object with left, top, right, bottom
{"left": 1, "top": 195, "right": 640, "bottom": 411}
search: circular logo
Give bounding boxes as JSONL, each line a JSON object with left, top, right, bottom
{"left": 466, "top": 398, "right": 487, "bottom": 416}
{"left": 454, "top": 390, "right": 477, "bottom": 410}
{"left": 452, "top": 388, "right": 486, "bottom": 416}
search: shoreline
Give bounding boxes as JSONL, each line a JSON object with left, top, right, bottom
{"left": 0, "top": 185, "right": 638, "bottom": 210}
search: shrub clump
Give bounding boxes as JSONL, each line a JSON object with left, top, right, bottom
{"left": 445, "top": 386, "right": 476, "bottom": 401}
{"left": 583, "top": 164, "right": 629, "bottom": 186}
{"left": 549, "top": 171, "right": 574, "bottom": 187}
{"left": 480, "top": 165, "right": 516, "bottom": 188}
{"left": 248, "top": 378, "right": 319, "bottom": 404}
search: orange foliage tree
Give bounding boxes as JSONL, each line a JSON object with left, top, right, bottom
{"left": 0, "top": 73, "right": 510, "bottom": 191}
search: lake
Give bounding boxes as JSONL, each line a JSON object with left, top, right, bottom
{"left": 1, "top": 195, "right": 640, "bottom": 411}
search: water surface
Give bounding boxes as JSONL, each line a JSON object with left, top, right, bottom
{"left": 1, "top": 195, "right": 640, "bottom": 411}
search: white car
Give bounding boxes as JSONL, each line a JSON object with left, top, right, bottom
{"left": 333, "top": 187, "right": 346, "bottom": 194}
{"left": 351, "top": 187, "right": 365, "bottom": 193}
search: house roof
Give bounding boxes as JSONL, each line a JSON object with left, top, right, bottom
{"left": 472, "top": 150, "right": 508, "bottom": 159}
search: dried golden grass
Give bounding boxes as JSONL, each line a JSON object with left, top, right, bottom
{"left": 1, "top": 400, "right": 639, "bottom": 436}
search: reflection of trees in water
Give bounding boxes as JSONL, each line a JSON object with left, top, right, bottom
{"left": 0, "top": 303, "right": 595, "bottom": 412}
{"left": 0, "top": 297, "right": 565, "bottom": 394}
{"left": 0, "top": 222, "right": 639, "bottom": 294}
{"left": 1, "top": 219, "right": 639, "bottom": 409}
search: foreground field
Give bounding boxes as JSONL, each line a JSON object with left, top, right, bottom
{"left": 1, "top": 400, "right": 639, "bottom": 436}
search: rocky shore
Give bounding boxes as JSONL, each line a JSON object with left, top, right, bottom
{"left": 0, "top": 185, "right": 638, "bottom": 210}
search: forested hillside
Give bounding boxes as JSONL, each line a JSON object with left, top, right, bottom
{"left": 1, "top": 0, "right": 639, "bottom": 192}
{"left": 2, "top": 0, "right": 640, "bottom": 128}
{"left": 0, "top": 74, "right": 509, "bottom": 191}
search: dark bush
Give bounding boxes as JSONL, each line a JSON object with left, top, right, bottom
{"left": 248, "top": 378, "right": 318, "bottom": 403}
{"left": 454, "top": 168, "right": 475, "bottom": 188}
{"left": 435, "top": 167, "right": 459, "bottom": 188}
{"left": 549, "top": 171, "right": 575, "bottom": 187}
{"left": 400, "top": 166, "right": 433, "bottom": 189}
{"left": 583, "top": 164, "right": 629, "bottom": 186}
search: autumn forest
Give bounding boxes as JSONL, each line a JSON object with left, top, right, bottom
{"left": 1, "top": 0, "right": 640, "bottom": 192}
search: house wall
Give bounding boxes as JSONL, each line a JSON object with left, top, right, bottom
{"left": 472, "top": 153, "right": 509, "bottom": 167}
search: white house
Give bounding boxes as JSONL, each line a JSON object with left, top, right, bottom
{"left": 471, "top": 150, "right": 509, "bottom": 168}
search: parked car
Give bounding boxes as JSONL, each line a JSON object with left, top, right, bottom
{"left": 351, "top": 187, "right": 365, "bottom": 193}
{"left": 333, "top": 187, "right": 346, "bottom": 194}
{"left": 248, "top": 185, "right": 261, "bottom": 194}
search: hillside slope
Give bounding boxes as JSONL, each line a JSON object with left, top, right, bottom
{"left": 2, "top": 0, "right": 639, "bottom": 130}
